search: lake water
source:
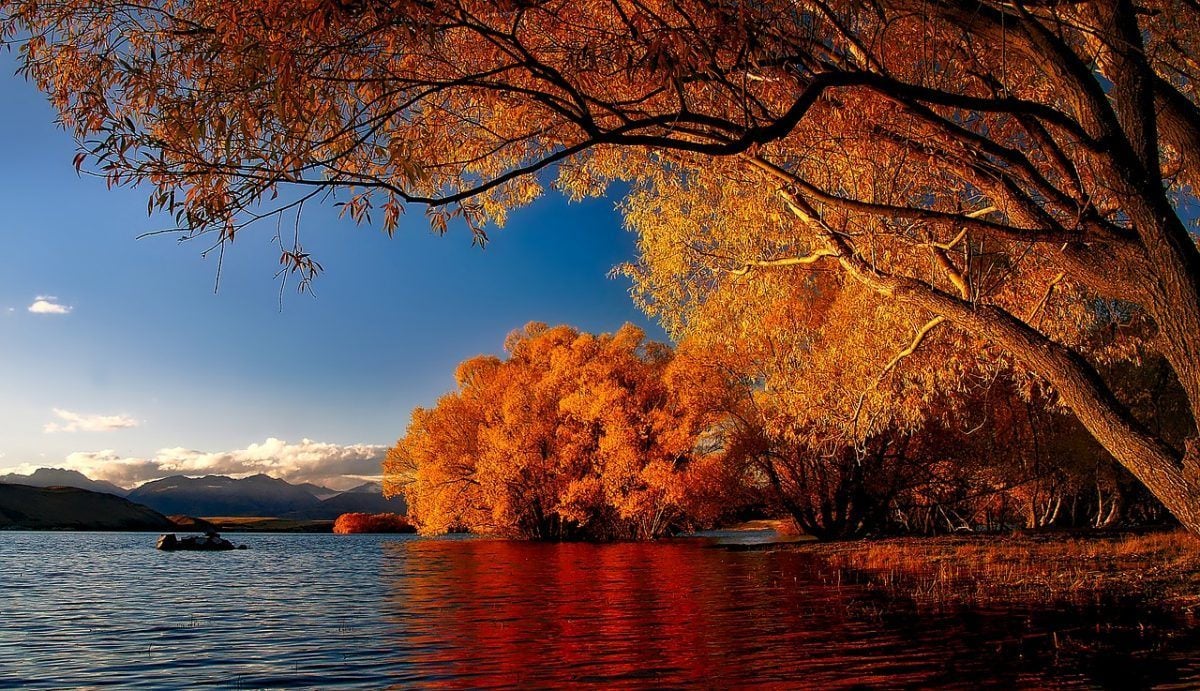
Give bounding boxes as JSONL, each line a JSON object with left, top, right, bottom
{"left": 2, "top": 531, "right": 1200, "bottom": 689}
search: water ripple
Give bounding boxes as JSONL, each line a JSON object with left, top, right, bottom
{"left": 1, "top": 532, "right": 1198, "bottom": 689}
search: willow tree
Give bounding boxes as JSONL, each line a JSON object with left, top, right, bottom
{"left": 4, "top": 0, "right": 1200, "bottom": 528}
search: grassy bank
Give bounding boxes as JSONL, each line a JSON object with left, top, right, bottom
{"left": 796, "top": 530, "right": 1200, "bottom": 612}
{"left": 202, "top": 517, "right": 335, "bottom": 533}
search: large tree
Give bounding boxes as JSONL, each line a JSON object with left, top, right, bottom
{"left": 4, "top": 0, "right": 1200, "bottom": 528}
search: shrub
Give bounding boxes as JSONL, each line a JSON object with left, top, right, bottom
{"left": 333, "top": 512, "right": 416, "bottom": 534}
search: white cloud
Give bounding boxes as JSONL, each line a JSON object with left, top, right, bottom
{"left": 3, "top": 307, "right": 14, "bottom": 316}
{"left": 0, "top": 462, "right": 41, "bottom": 476}
{"left": 60, "top": 438, "right": 387, "bottom": 490}
{"left": 28, "top": 295, "right": 72, "bottom": 315}
{"left": 44, "top": 408, "right": 141, "bottom": 433}
{"left": 59, "top": 450, "right": 160, "bottom": 487}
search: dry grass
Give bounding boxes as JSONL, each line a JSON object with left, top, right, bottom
{"left": 202, "top": 516, "right": 335, "bottom": 532}
{"left": 800, "top": 529, "right": 1200, "bottom": 611}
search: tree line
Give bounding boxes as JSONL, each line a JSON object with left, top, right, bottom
{"left": 384, "top": 322, "right": 1175, "bottom": 540}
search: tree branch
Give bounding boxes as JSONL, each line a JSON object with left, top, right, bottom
{"left": 728, "top": 249, "right": 839, "bottom": 276}
{"left": 882, "top": 316, "right": 948, "bottom": 378}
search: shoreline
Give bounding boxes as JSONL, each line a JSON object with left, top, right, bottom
{"left": 785, "top": 529, "right": 1200, "bottom": 614}
{"left": 198, "top": 517, "right": 334, "bottom": 533}
{"left": 7, "top": 521, "right": 1199, "bottom": 613}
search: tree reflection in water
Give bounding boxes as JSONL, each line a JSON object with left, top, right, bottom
{"left": 380, "top": 537, "right": 1200, "bottom": 688}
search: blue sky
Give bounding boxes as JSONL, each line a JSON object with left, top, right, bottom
{"left": 0, "top": 55, "right": 662, "bottom": 489}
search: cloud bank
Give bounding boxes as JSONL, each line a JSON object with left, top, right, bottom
{"left": 28, "top": 296, "right": 72, "bottom": 315}
{"left": 59, "top": 438, "right": 387, "bottom": 490}
{"left": 44, "top": 408, "right": 141, "bottom": 433}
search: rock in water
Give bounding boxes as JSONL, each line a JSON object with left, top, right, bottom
{"left": 156, "top": 530, "right": 242, "bottom": 551}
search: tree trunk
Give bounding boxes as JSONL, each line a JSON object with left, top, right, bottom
{"left": 816, "top": 226, "right": 1200, "bottom": 533}
{"left": 909, "top": 292, "right": 1200, "bottom": 534}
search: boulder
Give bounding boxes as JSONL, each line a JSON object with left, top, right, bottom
{"left": 156, "top": 530, "right": 245, "bottom": 551}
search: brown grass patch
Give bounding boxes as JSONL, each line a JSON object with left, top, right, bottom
{"left": 203, "top": 517, "right": 335, "bottom": 532}
{"left": 799, "top": 530, "right": 1200, "bottom": 611}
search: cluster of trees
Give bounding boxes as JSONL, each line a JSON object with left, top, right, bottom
{"left": 722, "top": 379, "right": 1172, "bottom": 539}
{"left": 385, "top": 323, "right": 1173, "bottom": 540}
{"left": 5, "top": 0, "right": 1200, "bottom": 531}
{"left": 384, "top": 323, "right": 738, "bottom": 540}
{"left": 332, "top": 512, "right": 416, "bottom": 534}
{"left": 625, "top": 226, "right": 1189, "bottom": 538}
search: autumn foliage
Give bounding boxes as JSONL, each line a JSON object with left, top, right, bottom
{"left": 385, "top": 322, "right": 1165, "bottom": 541}
{"left": 681, "top": 328, "right": 1158, "bottom": 539}
{"left": 385, "top": 323, "right": 742, "bottom": 540}
{"left": 6, "top": 0, "right": 1200, "bottom": 531}
{"left": 333, "top": 512, "right": 416, "bottom": 534}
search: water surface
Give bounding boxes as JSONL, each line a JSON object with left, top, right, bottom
{"left": 1, "top": 531, "right": 1198, "bottom": 688}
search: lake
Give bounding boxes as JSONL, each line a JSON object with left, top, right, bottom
{"left": 2, "top": 531, "right": 1199, "bottom": 689}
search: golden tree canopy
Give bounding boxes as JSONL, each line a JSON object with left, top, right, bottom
{"left": 385, "top": 323, "right": 737, "bottom": 539}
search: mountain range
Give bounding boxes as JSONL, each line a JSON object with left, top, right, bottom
{"left": 0, "top": 469, "right": 406, "bottom": 519}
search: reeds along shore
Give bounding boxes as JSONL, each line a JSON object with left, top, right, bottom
{"left": 797, "top": 530, "right": 1200, "bottom": 611}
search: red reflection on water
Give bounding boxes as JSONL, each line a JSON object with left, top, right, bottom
{"left": 379, "top": 539, "right": 942, "bottom": 688}
{"left": 376, "top": 537, "right": 1200, "bottom": 688}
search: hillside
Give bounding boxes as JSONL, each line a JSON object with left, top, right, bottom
{"left": 0, "top": 468, "right": 127, "bottom": 496}
{"left": 0, "top": 483, "right": 175, "bottom": 530}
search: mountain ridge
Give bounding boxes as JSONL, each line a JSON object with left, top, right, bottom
{"left": 1, "top": 468, "right": 405, "bottom": 519}
{"left": 127, "top": 473, "right": 322, "bottom": 517}
{"left": 0, "top": 468, "right": 128, "bottom": 497}
{"left": 126, "top": 473, "right": 405, "bottom": 518}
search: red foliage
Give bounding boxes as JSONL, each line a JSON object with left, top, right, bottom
{"left": 333, "top": 512, "right": 416, "bottom": 534}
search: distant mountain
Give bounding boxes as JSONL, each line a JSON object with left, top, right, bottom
{"left": 295, "top": 482, "right": 340, "bottom": 500}
{"left": 283, "top": 488, "right": 407, "bottom": 520}
{"left": 0, "top": 468, "right": 127, "bottom": 497}
{"left": 0, "top": 483, "right": 174, "bottom": 530}
{"left": 343, "top": 481, "right": 385, "bottom": 494}
{"left": 127, "top": 473, "right": 321, "bottom": 517}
